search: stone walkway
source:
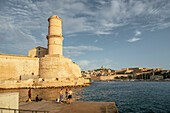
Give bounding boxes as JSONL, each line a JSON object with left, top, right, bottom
{"left": 20, "top": 101, "right": 118, "bottom": 113}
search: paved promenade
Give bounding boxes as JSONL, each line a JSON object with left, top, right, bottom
{"left": 20, "top": 101, "right": 118, "bottom": 113}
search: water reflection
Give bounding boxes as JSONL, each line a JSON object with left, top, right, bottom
{"left": 0, "top": 88, "right": 84, "bottom": 102}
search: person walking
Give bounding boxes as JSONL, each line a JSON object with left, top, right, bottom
{"left": 59, "top": 89, "right": 63, "bottom": 104}
{"left": 68, "top": 88, "right": 72, "bottom": 104}
{"left": 26, "top": 88, "right": 32, "bottom": 102}
{"left": 28, "top": 88, "right": 31, "bottom": 99}
{"left": 65, "top": 89, "right": 69, "bottom": 103}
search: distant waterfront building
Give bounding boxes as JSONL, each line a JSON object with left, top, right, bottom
{"left": 81, "top": 66, "right": 170, "bottom": 81}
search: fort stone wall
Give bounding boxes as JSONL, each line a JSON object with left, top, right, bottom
{"left": 0, "top": 15, "right": 89, "bottom": 88}
{"left": 0, "top": 54, "right": 39, "bottom": 81}
{"left": 39, "top": 55, "right": 81, "bottom": 79}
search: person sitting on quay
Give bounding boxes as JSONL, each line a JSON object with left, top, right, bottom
{"left": 36, "top": 95, "right": 39, "bottom": 102}
{"left": 35, "top": 95, "right": 42, "bottom": 102}
{"left": 67, "top": 88, "right": 72, "bottom": 104}
{"left": 59, "top": 88, "right": 63, "bottom": 104}
{"left": 36, "top": 95, "right": 40, "bottom": 102}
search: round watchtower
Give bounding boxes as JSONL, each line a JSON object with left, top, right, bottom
{"left": 47, "top": 15, "right": 64, "bottom": 55}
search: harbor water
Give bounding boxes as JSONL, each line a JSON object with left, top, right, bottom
{"left": 77, "top": 81, "right": 170, "bottom": 113}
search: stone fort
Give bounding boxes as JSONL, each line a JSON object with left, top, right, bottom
{"left": 0, "top": 16, "right": 87, "bottom": 88}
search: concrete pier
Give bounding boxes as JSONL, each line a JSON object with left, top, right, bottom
{"left": 20, "top": 101, "right": 118, "bottom": 113}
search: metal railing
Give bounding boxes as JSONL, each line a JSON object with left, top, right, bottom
{"left": 0, "top": 108, "right": 49, "bottom": 113}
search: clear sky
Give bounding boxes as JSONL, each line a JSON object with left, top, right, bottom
{"left": 0, "top": 0, "right": 170, "bottom": 71}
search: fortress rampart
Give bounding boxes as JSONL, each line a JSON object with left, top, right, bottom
{"left": 39, "top": 55, "right": 81, "bottom": 79}
{"left": 0, "top": 16, "right": 89, "bottom": 88}
{"left": 0, "top": 54, "right": 39, "bottom": 81}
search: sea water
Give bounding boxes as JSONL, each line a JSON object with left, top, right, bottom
{"left": 77, "top": 81, "right": 170, "bottom": 113}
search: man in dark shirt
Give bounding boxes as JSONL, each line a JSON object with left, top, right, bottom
{"left": 36, "top": 95, "right": 39, "bottom": 102}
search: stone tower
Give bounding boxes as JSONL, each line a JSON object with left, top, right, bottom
{"left": 47, "top": 16, "right": 64, "bottom": 55}
{"left": 39, "top": 15, "right": 82, "bottom": 79}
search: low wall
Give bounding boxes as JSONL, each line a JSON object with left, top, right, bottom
{"left": 0, "top": 54, "right": 39, "bottom": 81}
{"left": 0, "top": 77, "right": 90, "bottom": 89}
{"left": 0, "top": 92, "right": 19, "bottom": 113}
{"left": 20, "top": 75, "right": 39, "bottom": 80}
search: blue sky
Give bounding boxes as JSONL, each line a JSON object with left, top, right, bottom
{"left": 0, "top": 0, "right": 170, "bottom": 71}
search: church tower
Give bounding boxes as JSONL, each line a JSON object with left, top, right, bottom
{"left": 47, "top": 15, "right": 64, "bottom": 56}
